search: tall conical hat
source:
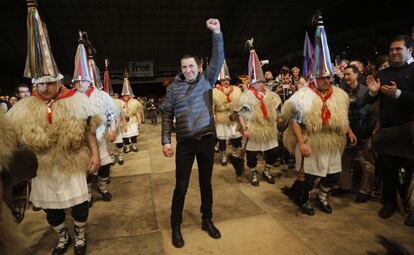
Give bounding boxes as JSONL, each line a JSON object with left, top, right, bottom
{"left": 84, "top": 34, "right": 103, "bottom": 89}
{"left": 72, "top": 31, "right": 92, "bottom": 83}
{"left": 310, "top": 13, "right": 333, "bottom": 79}
{"left": 245, "top": 38, "right": 265, "bottom": 84}
{"left": 24, "top": 0, "right": 63, "bottom": 84}
{"left": 218, "top": 59, "right": 231, "bottom": 80}
{"left": 121, "top": 71, "right": 134, "bottom": 96}
{"left": 103, "top": 59, "right": 113, "bottom": 95}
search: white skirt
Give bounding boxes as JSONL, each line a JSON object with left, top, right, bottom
{"left": 246, "top": 137, "right": 279, "bottom": 152}
{"left": 295, "top": 144, "right": 342, "bottom": 177}
{"left": 123, "top": 122, "right": 139, "bottom": 138}
{"left": 216, "top": 123, "right": 242, "bottom": 140}
{"left": 30, "top": 168, "right": 89, "bottom": 209}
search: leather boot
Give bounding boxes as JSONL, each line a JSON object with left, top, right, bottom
{"left": 171, "top": 225, "right": 184, "bottom": 248}
{"left": 201, "top": 219, "right": 221, "bottom": 239}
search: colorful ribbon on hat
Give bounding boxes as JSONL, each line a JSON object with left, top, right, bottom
{"left": 85, "top": 86, "right": 94, "bottom": 97}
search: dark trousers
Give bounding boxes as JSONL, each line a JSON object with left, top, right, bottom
{"left": 43, "top": 201, "right": 89, "bottom": 226}
{"left": 149, "top": 110, "right": 157, "bottom": 124}
{"left": 246, "top": 146, "right": 279, "bottom": 169}
{"left": 218, "top": 137, "right": 242, "bottom": 151}
{"left": 123, "top": 136, "right": 138, "bottom": 145}
{"left": 376, "top": 154, "right": 413, "bottom": 204}
{"left": 98, "top": 164, "right": 111, "bottom": 178}
{"left": 171, "top": 134, "right": 215, "bottom": 226}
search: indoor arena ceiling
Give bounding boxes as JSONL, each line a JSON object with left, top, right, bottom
{"left": 0, "top": 0, "right": 413, "bottom": 87}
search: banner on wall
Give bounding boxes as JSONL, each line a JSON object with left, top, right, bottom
{"left": 128, "top": 61, "right": 154, "bottom": 77}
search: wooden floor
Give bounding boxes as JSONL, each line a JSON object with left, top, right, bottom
{"left": 18, "top": 120, "right": 414, "bottom": 255}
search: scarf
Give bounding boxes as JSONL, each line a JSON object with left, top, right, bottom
{"left": 309, "top": 83, "right": 333, "bottom": 125}
{"left": 217, "top": 85, "right": 234, "bottom": 103}
{"left": 248, "top": 87, "right": 268, "bottom": 120}
{"left": 34, "top": 86, "right": 77, "bottom": 124}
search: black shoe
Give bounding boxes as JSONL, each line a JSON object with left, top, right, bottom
{"left": 316, "top": 198, "right": 333, "bottom": 214}
{"left": 52, "top": 236, "right": 72, "bottom": 255}
{"left": 118, "top": 159, "right": 124, "bottom": 165}
{"left": 201, "top": 220, "right": 221, "bottom": 239}
{"left": 355, "top": 192, "right": 370, "bottom": 203}
{"left": 171, "top": 225, "right": 184, "bottom": 248}
{"left": 287, "top": 161, "right": 295, "bottom": 169}
{"left": 262, "top": 171, "right": 275, "bottom": 184}
{"left": 379, "top": 202, "right": 396, "bottom": 219}
{"left": 300, "top": 201, "right": 315, "bottom": 216}
{"left": 404, "top": 210, "right": 414, "bottom": 227}
{"left": 99, "top": 191, "right": 112, "bottom": 201}
{"left": 74, "top": 243, "right": 87, "bottom": 255}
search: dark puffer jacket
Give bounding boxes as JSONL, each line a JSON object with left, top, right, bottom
{"left": 161, "top": 32, "right": 224, "bottom": 144}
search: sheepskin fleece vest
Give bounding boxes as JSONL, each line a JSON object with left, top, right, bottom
{"left": 122, "top": 98, "right": 142, "bottom": 128}
{"left": 239, "top": 88, "right": 281, "bottom": 142}
{"left": 0, "top": 110, "right": 16, "bottom": 174}
{"left": 213, "top": 85, "right": 242, "bottom": 125}
{"left": 6, "top": 91, "right": 101, "bottom": 177}
{"left": 88, "top": 89, "right": 116, "bottom": 142}
{"left": 282, "top": 86, "right": 349, "bottom": 155}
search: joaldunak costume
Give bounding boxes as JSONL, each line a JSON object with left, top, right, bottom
{"left": 238, "top": 39, "right": 282, "bottom": 186}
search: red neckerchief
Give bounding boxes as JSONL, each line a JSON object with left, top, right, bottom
{"left": 33, "top": 86, "right": 77, "bottom": 124}
{"left": 248, "top": 86, "right": 268, "bottom": 120}
{"left": 309, "top": 83, "right": 333, "bottom": 125}
{"left": 217, "top": 85, "right": 234, "bottom": 103}
{"left": 85, "top": 86, "right": 94, "bottom": 97}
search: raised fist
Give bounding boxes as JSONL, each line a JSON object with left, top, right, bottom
{"left": 206, "top": 18, "right": 220, "bottom": 33}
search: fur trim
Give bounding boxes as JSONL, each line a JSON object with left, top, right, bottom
{"left": 282, "top": 86, "right": 349, "bottom": 154}
{"left": 0, "top": 111, "right": 16, "bottom": 173}
{"left": 6, "top": 93, "right": 100, "bottom": 177}
{"left": 89, "top": 89, "right": 116, "bottom": 141}
{"left": 213, "top": 85, "right": 242, "bottom": 125}
{"left": 239, "top": 88, "right": 281, "bottom": 142}
{"left": 113, "top": 98, "right": 126, "bottom": 131}
{"left": 89, "top": 89, "right": 117, "bottom": 123}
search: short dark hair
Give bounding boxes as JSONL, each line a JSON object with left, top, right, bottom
{"left": 181, "top": 54, "right": 202, "bottom": 66}
{"left": 345, "top": 65, "right": 360, "bottom": 75}
{"left": 390, "top": 35, "right": 414, "bottom": 49}
{"left": 15, "top": 83, "right": 30, "bottom": 93}
{"left": 279, "top": 66, "right": 291, "bottom": 75}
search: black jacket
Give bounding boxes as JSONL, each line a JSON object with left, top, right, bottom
{"left": 340, "top": 83, "right": 376, "bottom": 149}
{"left": 161, "top": 32, "right": 224, "bottom": 144}
{"left": 365, "top": 61, "right": 414, "bottom": 128}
